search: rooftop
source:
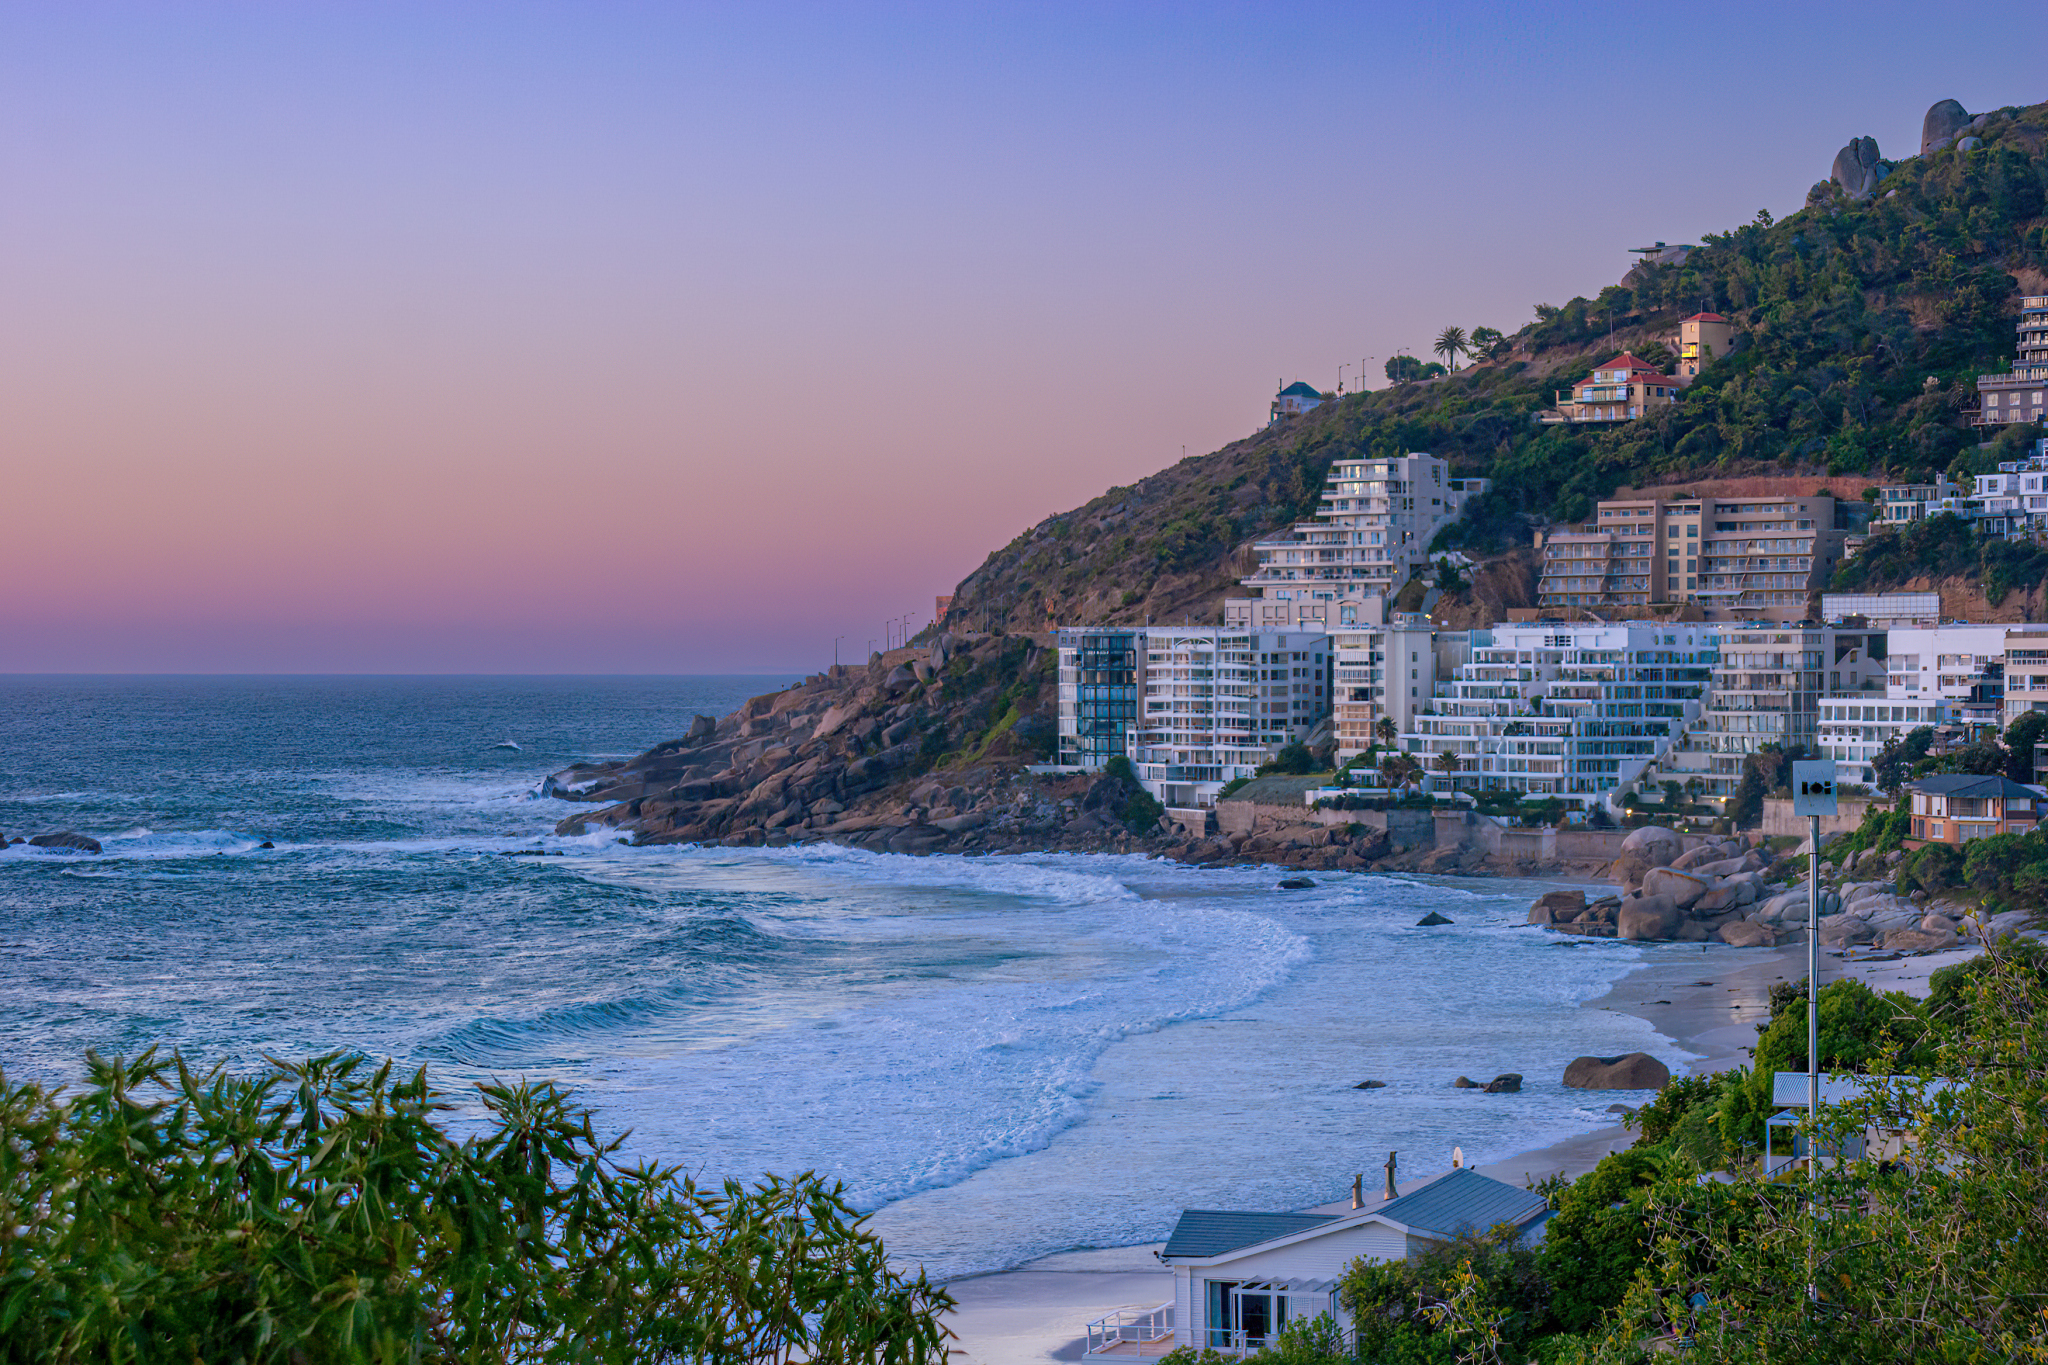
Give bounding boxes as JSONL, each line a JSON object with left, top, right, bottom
{"left": 1277, "top": 381, "right": 1322, "bottom": 398}
{"left": 1160, "top": 1211, "right": 1335, "bottom": 1259}
{"left": 1373, "top": 1169, "right": 1550, "bottom": 1238}
{"left": 1907, "top": 773, "right": 2044, "bottom": 801}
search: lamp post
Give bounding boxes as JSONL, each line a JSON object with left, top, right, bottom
{"left": 1339, "top": 363, "right": 1350, "bottom": 395}
{"left": 834, "top": 636, "right": 844, "bottom": 668}
{"left": 1791, "top": 759, "right": 1838, "bottom": 1305}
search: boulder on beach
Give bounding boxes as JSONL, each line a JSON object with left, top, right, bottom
{"left": 1612, "top": 825, "right": 1683, "bottom": 890}
{"left": 1416, "top": 911, "right": 1455, "bottom": 926}
{"left": 1642, "top": 867, "right": 1712, "bottom": 908}
{"left": 1563, "top": 1053, "right": 1671, "bottom": 1091}
{"left": 1528, "top": 889, "right": 1585, "bottom": 925}
{"left": 28, "top": 831, "right": 101, "bottom": 854}
{"left": 1483, "top": 1073, "right": 1523, "bottom": 1093}
{"left": 1883, "top": 924, "right": 1959, "bottom": 953}
{"left": 1617, "top": 894, "right": 1682, "bottom": 941}
{"left": 1715, "top": 920, "right": 1776, "bottom": 948}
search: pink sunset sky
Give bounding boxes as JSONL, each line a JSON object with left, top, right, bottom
{"left": 3, "top": 2, "right": 2040, "bottom": 673}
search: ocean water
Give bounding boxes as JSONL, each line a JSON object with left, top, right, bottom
{"left": 0, "top": 677, "right": 1688, "bottom": 1279}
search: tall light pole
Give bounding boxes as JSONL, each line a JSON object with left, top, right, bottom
{"left": 1339, "top": 363, "right": 1350, "bottom": 394}
{"left": 834, "top": 635, "right": 844, "bottom": 668}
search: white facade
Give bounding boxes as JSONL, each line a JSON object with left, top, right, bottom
{"left": 1239, "top": 454, "right": 1484, "bottom": 601}
{"left": 2003, "top": 630, "right": 2048, "bottom": 724}
{"left": 1126, "top": 628, "right": 1330, "bottom": 808}
{"left": 1330, "top": 615, "right": 1438, "bottom": 762}
{"left": 1402, "top": 621, "right": 1715, "bottom": 807}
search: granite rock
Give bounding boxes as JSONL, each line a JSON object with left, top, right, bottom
{"left": 1563, "top": 1052, "right": 1671, "bottom": 1091}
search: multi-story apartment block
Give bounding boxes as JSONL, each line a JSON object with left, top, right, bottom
{"left": 1973, "top": 294, "right": 2048, "bottom": 427}
{"left": 1268, "top": 380, "right": 1326, "bottom": 427}
{"left": 1538, "top": 492, "right": 1848, "bottom": 619}
{"left": 1817, "top": 696, "right": 1948, "bottom": 789}
{"left": 1679, "top": 624, "right": 1851, "bottom": 802}
{"left": 1125, "top": 628, "right": 1330, "bottom": 808}
{"left": 2002, "top": 629, "right": 2048, "bottom": 726}
{"left": 1238, "top": 453, "right": 1485, "bottom": 602}
{"left": 1542, "top": 353, "right": 1686, "bottom": 424}
{"left": 1880, "top": 624, "right": 2013, "bottom": 732}
{"left": 1054, "top": 627, "right": 1142, "bottom": 769}
{"left": 1676, "top": 312, "right": 1737, "bottom": 380}
{"left": 1876, "top": 478, "right": 1961, "bottom": 525}
{"left": 1330, "top": 612, "right": 1439, "bottom": 762}
{"left": 1401, "top": 622, "right": 1716, "bottom": 808}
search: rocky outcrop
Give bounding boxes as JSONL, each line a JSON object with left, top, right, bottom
{"left": 1563, "top": 1053, "right": 1671, "bottom": 1091}
{"left": 28, "top": 831, "right": 101, "bottom": 853}
{"left": 1527, "top": 889, "right": 1585, "bottom": 925}
{"left": 1922, "top": 99, "right": 1972, "bottom": 154}
{"left": 1830, "top": 135, "right": 1891, "bottom": 200}
{"left": 1483, "top": 1073, "right": 1523, "bottom": 1094}
{"left": 1415, "top": 911, "right": 1454, "bottom": 926}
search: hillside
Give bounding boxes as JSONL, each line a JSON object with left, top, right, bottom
{"left": 942, "top": 95, "right": 2048, "bottom": 633}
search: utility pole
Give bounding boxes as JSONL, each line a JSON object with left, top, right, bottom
{"left": 1791, "top": 758, "right": 1838, "bottom": 1306}
{"left": 834, "top": 636, "right": 844, "bottom": 668}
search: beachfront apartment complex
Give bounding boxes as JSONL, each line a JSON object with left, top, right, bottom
{"left": 1537, "top": 490, "right": 1848, "bottom": 619}
{"left": 1399, "top": 621, "right": 1715, "bottom": 805}
{"left": 1055, "top": 624, "right": 1333, "bottom": 805}
{"left": 1238, "top": 453, "right": 1488, "bottom": 603}
{"left": 1126, "top": 628, "right": 1331, "bottom": 809}
{"left": 1330, "top": 611, "right": 1441, "bottom": 763}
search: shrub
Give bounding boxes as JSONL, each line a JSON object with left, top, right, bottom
{"left": 0, "top": 1051, "right": 953, "bottom": 1364}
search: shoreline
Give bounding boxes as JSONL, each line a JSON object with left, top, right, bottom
{"left": 938, "top": 929, "right": 1992, "bottom": 1365}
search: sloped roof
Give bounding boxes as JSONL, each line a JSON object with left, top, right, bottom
{"left": 1681, "top": 311, "right": 1730, "bottom": 323}
{"left": 1588, "top": 353, "right": 1665, "bottom": 376}
{"left": 1162, "top": 1210, "right": 1336, "bottom": 1258}
{"left": 1372, "top": 1169, "right": 1549, "bottom": 1238}
{"left": 1278, "top": 381, "right": 1323, "bottom": 398}
{"left": 1907, "top": 772, "right": 2041, "bottom": 801}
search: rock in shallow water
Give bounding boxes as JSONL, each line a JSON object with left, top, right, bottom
{"left": 29, "top": 831, "right": 101, "bottom": 854}
{"left": 1563, "top": 1052, "right": 1670, "bottom": 1091}
{"left": 1276, "top": 876, "right": 1316, "bottom": 890}
{"left": 1416, "top": 910, "right": 1455, "bottom": 926}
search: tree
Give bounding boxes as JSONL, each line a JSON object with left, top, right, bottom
{"left": 1263, "top": 741, "right": 1315, "bottom": 776}
{"left": 1432, "top": 749, "right": 1463, "bottom": 779}
{"left": 1374, "top": 716, "right": 1398, "bottom": 747}
{"left": 0, "top": 1051, "right": 954, "bottom": 1364}
{"left": 1379, "top": 752, "right": 1419, "bottom": 789}
{"left": 1871, "top": 725, "right": 1935, "bottom": 792}
{"left": 2006, "top": 710, "right": 2047, "bottom": 783}
{"left": 1434, "top": 557, "right": 1467, "bottom": 593}
{"left": 1433, "top": 327, "right": 1468, "bottom": 372}
{"left": 1469, "top": 325, "right": 1511, "bottom": 362}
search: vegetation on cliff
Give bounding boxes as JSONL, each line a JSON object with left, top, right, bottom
{"left": 944, "top": 100, "right": 2048, "bottom": 633}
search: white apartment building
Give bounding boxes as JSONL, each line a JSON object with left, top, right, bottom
{"left": 1125, "top": 628, "right": 1330, "bottom": 808}
{"left": 1882, "top": 624, "right": 2014, "bottom": 732}
{"left": 2003, "top": 630, "right": 2048, "bottom": 725}
{"left": 1402, "top": 621, "right": 1716, "bottom": 809}
{"left": 1330, "top": 612, "right": 1439, "bottom": 762}
{"left": 1817, "top": 697, "right": 1948, "bottom": 787}
{"left": 1238, "top": 453, "right": 1486, "bottom": 603}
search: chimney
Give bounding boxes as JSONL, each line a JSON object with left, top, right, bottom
{"left": 1383, "top": 1150, "right": 1398, "bottom": 1201}
{"left": 1351, "top": 1174, "right": 1363, "bottom": 1210}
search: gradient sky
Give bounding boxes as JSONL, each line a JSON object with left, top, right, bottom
{"left": 4, "top": 2, "right": 2043, "bottom": 672}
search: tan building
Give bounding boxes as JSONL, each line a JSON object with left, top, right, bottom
{"left": 1542, "top": 353, "right": 1684, "bottom": 424}
{"left": 1974, "top": 295, "right": 2048, "bottom": 428}
{"left": 1538, "top": 492, "right": 1848, "bottom": 620}
{"left": 1677, "top": 312, "right": 1737, "bottom": 380}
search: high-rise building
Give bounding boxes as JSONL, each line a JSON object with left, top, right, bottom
{"left": 1054, "top": 627, "right": 1142, "bottom": 769}
{"left": 1538, "top": 491, "right": 1849, "bottom": 619}
{"left": 1330, "top": 610, "right": 1439, "bottom": 762}
{"left": 1126, "top": 628, "right": 1330, "bottom": 808}
{"left": 1237, "top": 453, "right": 1485, "bottom": 604}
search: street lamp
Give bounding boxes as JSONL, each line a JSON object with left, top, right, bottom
{"left": 1339, "top": 363, "right": 1350, "bottom": 394}
{"left": 834, "top": 635, "right": 845, "bottom": 668}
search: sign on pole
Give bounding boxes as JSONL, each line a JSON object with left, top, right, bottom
{"left": 1791, "top": 759, "right": 1838, "bottom": 818}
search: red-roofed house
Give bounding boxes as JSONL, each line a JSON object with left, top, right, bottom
{"left": 1542, "top": 353, "right": 1683, "bottom": 424}
{"left": 1679, "top": 313, "right": 1737, "bottom": 380}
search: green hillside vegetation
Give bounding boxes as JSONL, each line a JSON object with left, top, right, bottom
{"left": 945, "top": 100, "right": 2048, "bottom": 632}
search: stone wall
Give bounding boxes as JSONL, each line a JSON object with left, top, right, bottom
{"left": 1215, "top": 798, "right": 1433, "bottom": 850}
{"left": 1763, "top": 795, "right": 1880, "bottom": 840}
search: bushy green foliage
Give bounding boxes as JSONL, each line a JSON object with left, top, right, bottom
{"left": 1626, "top": 1073, "right": 1718, "bottom": 1147}
{"left": 1585, "top": 937, "right": 2048, "bottom": 1362}
{"left": 0, "top": 1051, "right": 952, "bottom": 1365}
{"left": 1870, "top": 724, "right": 1933, "bottom": 792}
{"left": 1535, "top": 1149, "right": 1664, "bottom": 1334}
{"left": 1720, "top": 978, "right": 1928, "bottom": 1150}
{"left": 1261, "top": 742, "right": 1316, "bottom": 776}
{"left": 1344, "top": 1225, "right": 1558, "bottom": 1361}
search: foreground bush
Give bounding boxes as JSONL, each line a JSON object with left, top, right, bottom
{"left": 0, "top": 1051, "right": 952, "bottom": 1364}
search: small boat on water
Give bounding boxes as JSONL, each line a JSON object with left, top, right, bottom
{"left": 491, "top": 740, "right": 523, "bottom": 751}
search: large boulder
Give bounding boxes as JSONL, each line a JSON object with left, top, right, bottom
{"left": 1617, "top": 894, "right": 1683, "bottom": 941}
{"left": 1563, "top": 1053, "right": 1671, "bottom": 1091}
{"left": 1883, "top": 924, "right": 1959, "bottom": 953}
{"left": 1483, "top": 1073, "right": 1523, "bottom": 1094}
{"left": 1529, "top": 889, "right": 1586, "bottom": 925}
{"left": 1830, "top": 135, "right": 1889, "bottom": 200}
{"left": 28, "top": 831, "right": 101, "bottom": 854}
{"left": 1716, "top": 920, "right": 1777, "bottom": 948}
{"left": 1922, "top": 99, "right": 1972, "bottom": 154}
{"left": 1642, "top": 867, "right": 1713, "bottom": 908}
{"left": 1819, "top": 916, "right": 1877, "bottom": 948}
{"left": 1613, "top": 825, "right": 1683, "bottom": 889}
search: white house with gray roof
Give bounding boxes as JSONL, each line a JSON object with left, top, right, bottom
{"left": 1153, "top": 1169, "right": 1550, "bottom": 1353}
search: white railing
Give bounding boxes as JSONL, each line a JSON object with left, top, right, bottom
{"left": 1083, "top": 1302, "right": 1175, "bottom": 1357}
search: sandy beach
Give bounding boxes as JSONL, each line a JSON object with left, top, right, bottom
{"left": 938, "top": 927, "right": 1993, "bottom": 1365}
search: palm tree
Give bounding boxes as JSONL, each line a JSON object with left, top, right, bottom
{"left": 1374, "top": 716, "right": 1398, "bottom": 747}
{"left": 1433, "top": 327, "right": 1468, "bottom": 372}
{"left": 1378, "top": 753, "right": 1416, "bottom": 790}
{"left": 1432, "top": 750, "right": 1463, "bottom": 780}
